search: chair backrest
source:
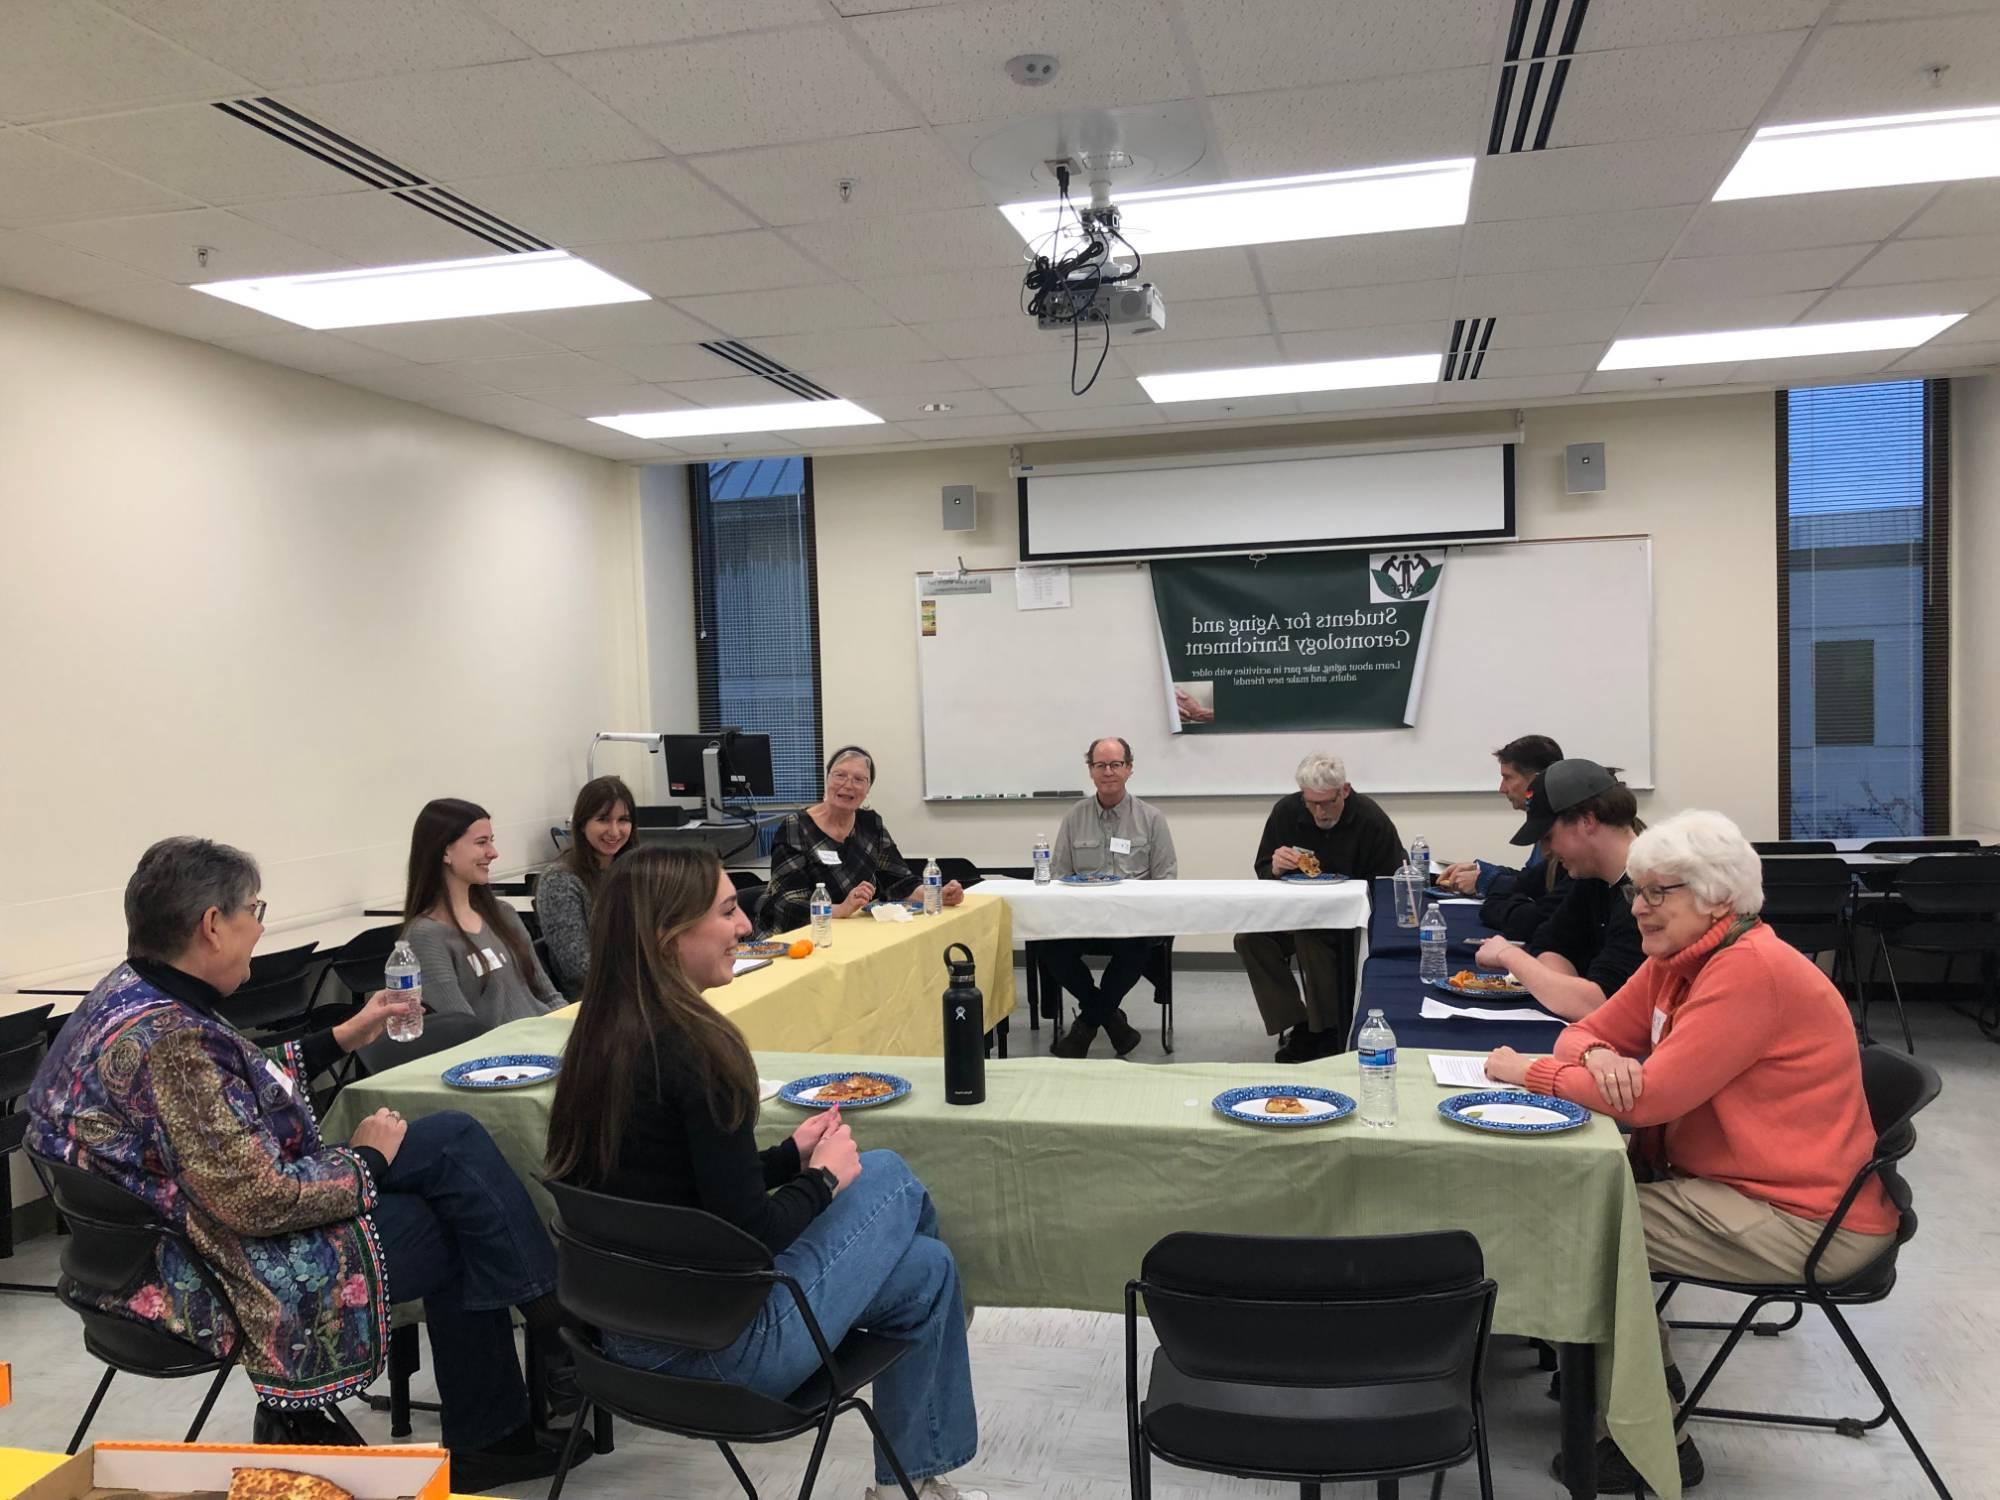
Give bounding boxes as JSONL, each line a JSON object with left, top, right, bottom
{"left": 1889, "top": 854, "right": 2000, "bottom": 917}
{"left": 929, "top": 857, "right": 983, "bottom": 888}
{"left": 546, "top": 1180, "right": 775, "bottom": 1352}
{"left": 31, "top": 1151, "right": 226, "bottom": 1310}
{"left": 1137, "top": 1230, "right": 1492, "bottom": 1391}
{"left": 1758, "top": 856, "right": 1853, "bottom": 923}
{"left": 0, "top": 1017, "right": 52, "bottom": 1107}
{"left": 0, "top": 1003, "right": 56, "bottom": 1056}
{"left": 1863, "top": 838, "right": 1980, "bottom": 853}
{"left": 220, "top": 948, "right": 321, "bottom": 1032}
{"left": 1856, "top": 1046, "right": 1942, "bottom": 1255}
{"left": 1754, "top": 839, "right": 1837, "bottom": 855}
{"left": 326, "top": 924, "right": 403, "bottom": 999}
{"left": 355, "top": 1012, "right": 490, "bottom": 1076}
{"left": 248, "top": 942, "right": 318, "bottom": 984}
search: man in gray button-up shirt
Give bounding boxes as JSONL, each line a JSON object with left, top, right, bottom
{"left": 1047, "top": 736, "right": 1177, "bottom": 1058}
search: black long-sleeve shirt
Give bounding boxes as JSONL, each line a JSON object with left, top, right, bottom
{"left": 595, "top": 1042, "right": 831, "bottom": 1255}
{"left": 1251, "top": 790, "right": 1406, "bottom": 883}
{"left": 1480, "top": 856, "right": 1573, "bottom": 941}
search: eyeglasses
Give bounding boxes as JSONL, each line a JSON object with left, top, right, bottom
{"left": 245, "top": 898, "right": 268, "bottom": 923}
{"left": 1089, "top": 760, "right": 1130, "bottom": 772}
{"left": 1630, "top": 883, "right": 1686, "bottom": 909}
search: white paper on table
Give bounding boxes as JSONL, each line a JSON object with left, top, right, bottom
{"left": 733, "top": 956, "right": 773, "bottom": 976}
{"left": 1437, "top": 897, "right": 1481, "bottom": 906}
{"left": 1015, "top": 564, "right": 1071, "bottom": 610}
{"left": 758, "top": 1077, "right": 784, "bottom": 1100}
{"left": 1429, "top": 1054, "right": 1499, "bottom": 1088}
{"left": 1420, "top": 997, "right": 1557, "bottom": 1023}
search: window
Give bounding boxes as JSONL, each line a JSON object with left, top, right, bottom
{"left": 690, "top": 456, "right": 822, "bottom": 803}
{"left": 1777, "top": 379, "right": 1951, "bottom": 837}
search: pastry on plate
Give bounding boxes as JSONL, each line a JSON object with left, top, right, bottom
{"left": 1263, "top": 1095, "right": 1307, "bottom": 1115}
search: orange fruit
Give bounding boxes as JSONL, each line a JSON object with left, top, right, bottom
{"left": 787, "top": 938, "right": 815, "bottom": 959}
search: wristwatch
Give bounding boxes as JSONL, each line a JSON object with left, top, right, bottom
{"left": 809, "top": 1165, "right": 840, "bottom": 1198}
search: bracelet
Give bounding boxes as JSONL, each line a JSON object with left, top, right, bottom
{"left": 1578, "top": 1044, "right": 1615, "bottom": 1066}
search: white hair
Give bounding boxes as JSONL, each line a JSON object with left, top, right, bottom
{"left": 1295, "top": 752, "right": 1349, "bottom": 794}
{"left": 1627, "top": 810, "right": 1764, "bottom": 916}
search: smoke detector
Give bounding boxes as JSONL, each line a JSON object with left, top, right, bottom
{"left": 1005, "top": 54, "right": 1059, "bottom": 86}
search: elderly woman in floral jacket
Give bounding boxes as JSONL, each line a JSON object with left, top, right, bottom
{"left": 29, "top": 838, "right": 573, "bottom": 1491}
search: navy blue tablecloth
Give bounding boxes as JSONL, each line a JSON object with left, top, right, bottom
{"left": 1356, "top": 877, "right": 1568, "bottom": 1055}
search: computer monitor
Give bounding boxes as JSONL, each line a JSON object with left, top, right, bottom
{"left": 661, "top": 730, "right": 776, "bottom": 808}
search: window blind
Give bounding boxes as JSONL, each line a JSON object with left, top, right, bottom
{"left": 1776, "top": 379, "right": 1951, "bottom": 837}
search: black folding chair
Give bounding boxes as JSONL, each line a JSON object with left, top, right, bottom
{"left": 1036, "top": 937, "right": 1177, "bottom": 1053}
{"left": 0, "top": 1005, "right": 55, "bottom": 1293}
{"left": 216, "top": 942, "right": 321, "bottom": 1045}
{"left": 1861, "top": 838, "right": 1981, "bottom": 853}
{"left": 1853, "top": 855, "right": 2000, "bottom": 1047}
{"left": 1753, "top": 839, "right": 1837, "bottom": 854}
{"left": 312, "top": 923, "right": 402, "bottom": 1019}
{"left": 543, "top": 1180, "right": 922, "bottom": 1500}
{"left": 1126, "top": 1229, "right": 1495, "bottom": 1499}
{"left": 1759, "top": 856, "right": 1864, "bottom": 1032}
{"left": 1654, "top": 1047, "right": 1951, "bottom": 1497}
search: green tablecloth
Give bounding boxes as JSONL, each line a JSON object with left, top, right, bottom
{"left": 327, "top": 1024, "right": 1678, "bottom": 1498}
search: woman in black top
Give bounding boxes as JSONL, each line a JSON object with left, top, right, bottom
{"left": 545, "top": 846, "right": 986, "bottom": 1500}
{"left": 759, "top": 745, "right": 964, "bottom": 936}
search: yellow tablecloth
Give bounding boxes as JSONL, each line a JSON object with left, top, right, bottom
{"left": 0, "top": 1451, "right": 63, "bottom": 1498}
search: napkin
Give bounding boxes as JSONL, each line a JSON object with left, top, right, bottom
{"left": 870, "top": 903, "right": 914, "bottom": 923}
{"left": 1420, "top": 997, "right": 1556, "bottom": 1023}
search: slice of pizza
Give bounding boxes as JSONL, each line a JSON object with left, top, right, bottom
{"left": 1294, "top": 849, "right": 1323, "bottom": 877}
{"left": 228, "top": 1469, "right": 357, "bottom": 1500}
{"left": 1264, "top": 1095, "right": 1307, "bottom": 1115}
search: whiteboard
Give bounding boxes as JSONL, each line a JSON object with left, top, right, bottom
{"left": 916, "top": 537, "right": 1652, "bottom": 799}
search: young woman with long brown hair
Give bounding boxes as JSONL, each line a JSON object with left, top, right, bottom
{"left": 545, "top": 846, "right": 989, "bottom": 1500}
{"left": 535, "top": 775, "right": 635, "bottom": 997}
{"left": 402, "top": 798, "right": 562, "bottom": 1032}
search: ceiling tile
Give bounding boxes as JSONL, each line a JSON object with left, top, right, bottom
{"left": 856, "top": 267, "right": 1026, "bottom": 325}
{"left": 994, "top": 377, "right": 1151, "bottom": 412}
{"left": 1845, "top": 234, "right": 2000, "bottom": 285}
{"left": 97, "top": 0, "right": 533, "bottom": 87}
{"left": 1458, "top": 207, "right": 1692, "bottom": 274}
{"left": 1184, "top": 0, "right": 1507, "bottom": 94}
{"left": 339, "top": 318, "right": 564, "bottom": 362}
{"left": 751, "top": 324, "right": 938, "bottom": 369}
{"left": 69, "top": 281, "right": 298, "bottom": 341}
{"left": 1802, "top": 277, "right": 2000, "bottom": 320}
{"left": 1456, "top": 263, "right": 1658, "bottom": 314}
{"left": 1209, "top": 69, "right": 1490, "bottom": 178}
{"left": 34, "top": 208, "right": 351, "bottom": 283}
{"left": 650, "top": 375, "right": 804, "bottom": 405}
{"left": 850, "top": 0, "right": 1189, "bottom": 125}
{"left": 1253, "top": 228, "right": 1463, "bottom": 293}
{"left": 912, "top": 314, "right": 1056, "bottom": 359}
{"left": 420, "top": 390, "right": 599, "bottom": 430}
{"left": 1292, "top": 384, "right": 1438, "bottom": 414}
{"left": 776, "top": 419, "right": 913, "bottom": 445}
{"left": 831, "top": 0, "right": 958, "bottom": 12}
{"left": 436, "top": 351, "right": 636, "bottom": 392}
{"left": 955, "top": 349, "right": 1137, "bottom": 387}
{"left": 290, "top": 60, "right": 664, "bottom": 180}
{"left": 1, "top": 1, "right": 250, "bottom": 124}
{"left": 1769, "top": 15, "right": 2000, "bottom": 123}
{"left": 1643, "top": 243, "right": 1873, "bottom": 301}
{"left": 1677, "top": 187, "right": 1934, "bottom": 257}
{"left": 669, "top": 283, "right": 894, "bottom": 336}
{"left": 1730, "top": 350, "right": 1898, "bottom": 384}
{"left": 1582, "top": 364, "right": 1739, "bottom": 392}
{"left": 0, "top": 131, "right": 195, "bottom": 228}
{"left": 213, "top": 329, "right": 410, "bottom": 374}
{"left": 1147, "top": 296, "right": 1272, "bottom": 343}
{"left": 1578, "top": 0, "right": 1832, "bottom": 48}
{"left": 35, "top": 102, "right": 373, "bottom": 205}
{"left": 1894, "top": 338, "right": 2000, "bottom": 372}
{"left": 448, "top": 159, "right": 755, "bottom": 245}
{"left": 234, "top": 189, "right": 504, "bottom": 265}
{"left": 783, "top": 205, "right": 1024, "bottom": 279}
{"left": 1027, "top": 403, "right": 1166, "bottom": 432}
{"left": 556, "top": 29, "right": 917, "bottom": 153}
{"left": 1481, "top": 307, "right": 1628, "bottom": 346}
{"left": 501, "top": 299, "right": 713, "bottom": 350}
{"left": 584, "top": 231, "right": 832, "bottom": 298}
{"left": 1837, "top": 0, "right": 2000, "bottom": 17}
{"left": 1616, "top": 293, "right": 1820, "bottom": 334}
{"left": 1471, "top": 133, "right": 1744, "bottom": 220}
{"left": 1474, "top": 342, "right": 1608, "bottom": 376}
{"left": 590, "top": 341, "right": 745, "bottom": 382}
{"left": 860, "top": 387, "right": 1013, "bottom": 420}
{"left": 467, "top": 0, "right": 822, "bottom": 53}
{"left": 687, "top": 129, "right": 987, "bottom": 226}
{"left": 0, "top": 230, "right": 154, "bottom": 301}
{"left": 1119, "top": 334, "right": 1287, "bottom": 374}
{"left": 1545, "top": 32, "right": 1809, "bottom": 148}
{"left": 1436, "top": 372, "right": 1587, "bottom": 403}
{"left": 1930, "top": 305, "right": 2000, "bottom": 344}
{"left": 1901, "top": 180, "right": 2000, "bottom": 239}
{"left": 895, "top": 412, "right": 1038, "bottom": 441}
{"left": 1269, "top": 279, "right": 1455, "bottom": 332}
{"left": 1155, "top": 394, "right": 1304, "bottom": 424}
{"left": 1276, "top": 320, "right": 1454, "bottom": 360}
{"left": 505, "top": 378, "right": 665, "bottom": 416}
{"left": 339, "top": 362, "right": 512, "bottom": 399}
{"left": 800, "top": 360, "right": 985, "bottom": 396}
{"left": 1131, "top": 248, "right": 1262, "bottom": 301}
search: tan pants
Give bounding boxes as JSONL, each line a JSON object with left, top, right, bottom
{"left": 1233, "top": 928, "right": 1355, "bottom": 1039}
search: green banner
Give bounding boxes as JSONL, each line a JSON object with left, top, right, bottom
{"left": 1149, "top": 550, "right": 1444, "bottom": 733}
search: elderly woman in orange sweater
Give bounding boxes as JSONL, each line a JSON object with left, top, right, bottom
{"left": 1484, "top": 809, "right": 1897, "bottom": 1495}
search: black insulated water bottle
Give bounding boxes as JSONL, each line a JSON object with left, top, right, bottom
{"left": 942, "top": 941, "right": 985, "bottom": 1106}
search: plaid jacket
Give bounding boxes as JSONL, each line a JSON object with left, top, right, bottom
{"left": 760, "top": 808, "right": 918, "bottom": 936}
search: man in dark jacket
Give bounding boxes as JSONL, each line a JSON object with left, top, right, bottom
{"left": 1438, "top": 733, "right": 1573, "bottom": 940}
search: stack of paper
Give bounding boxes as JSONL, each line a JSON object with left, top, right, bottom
{"left": 1419, "top": 997, "right": 1555, "bottom": 1023}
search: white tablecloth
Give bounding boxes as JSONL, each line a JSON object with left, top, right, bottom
{"left": 980, "top": 876, "right": 1369, "bottom": 941}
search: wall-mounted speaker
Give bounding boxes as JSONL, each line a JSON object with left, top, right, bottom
{"left": 942, "top": 484, "right": 979, "bottom": 531}
{"left": 1565, "top": 443, "right": 1606, "bottom": 495}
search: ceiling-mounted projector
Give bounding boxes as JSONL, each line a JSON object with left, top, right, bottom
{"left": 1036, "top": 278, "right": 1166, "bottom": 334}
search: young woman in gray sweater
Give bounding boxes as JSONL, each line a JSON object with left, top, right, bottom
{"left": 534, "top": 776, "right": 635, "bottom": 998}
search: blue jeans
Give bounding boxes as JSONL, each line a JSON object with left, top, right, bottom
{"left": 370, "top": 1110, "right": 557, "bottom": 1451}
{"left": 604, "top": 1150, "right": 976, "bottom": 1486}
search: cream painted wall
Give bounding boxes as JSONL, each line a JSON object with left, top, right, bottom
{"left": 813, "top": 396, "right": 1779, "bottom": 947}
{"left": 0, "top": 288, "right": 645, "bottom": 982}
{"left": 1954, "top": 374, "right": 2000, "bottom": 841}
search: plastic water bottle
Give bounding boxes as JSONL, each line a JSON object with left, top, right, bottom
{"left": 1032, "top": 835, "right": 1052, "bottom": 885}
{"left": 383, "top": 939, "right": 424, "bottom": 1043}
{"left": 922, "top": 857, "right": 943, "bottom": 916}
{"left": 810, "top": 883, "right": 834, "bottom": 948}
{"left": 1420, "top": 901, "right": 1449, "bottom": 982}
{"left": 1357, "top": 1009, "right": 1398, "bottom": 1128}
{"left": 1409, "top": 836, "right": 1432, "bottom": 881}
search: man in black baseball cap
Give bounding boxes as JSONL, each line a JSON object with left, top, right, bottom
{"left": 1471, "top": 758, "right": 1646, "bottom": 1020}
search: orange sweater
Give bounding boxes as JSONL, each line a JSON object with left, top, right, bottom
{"left": 1525, "top": 918, "right": 1896, "bottom": 1235}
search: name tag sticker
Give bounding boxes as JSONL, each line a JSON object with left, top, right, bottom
{"left": 482, "top": 947, "right": 506, "bottom": 971}
{"left": 1651, "top": 1008, "right": 1668, "bottom": 1044}
{"left": 816, "top": 849, "right": 843, "bottom": 866}
{"left": 264, "top": 1060, "right": 296, "bottom": 1098}
{"left": 1108, "top": 837, "right": 1133, "bottom": 855}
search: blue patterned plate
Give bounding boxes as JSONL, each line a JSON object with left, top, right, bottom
{"left": 1058, "top": 872, "right": 1123, "bottom": 885}
{"left": 1280, "top": 872, "right": 1348, "bottom": 883}
{"left": 1426, "top": 972, "right": 1531, "bottom": 999}
{"left": 442, "top": 1054, "right": 560, "bottom": 1090}
{"left": 1212, "top": 1084, "right": 1356, "bottom": 1128}
{"left": 1438, "top": 1090, "right": 1589, "bottom": 1134}
{"left": 778, "top": 1071, "right": 913, "bottom": 1110}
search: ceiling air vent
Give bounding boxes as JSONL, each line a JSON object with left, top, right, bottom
{"left": 1443, "top": 318, "right": 1496, "bottom": 381}
{"left": 1487, "top": 0, "right": 1591, "bottom": 154}
{"left": 699, "top": 340, "right": 839, "bottom": 401}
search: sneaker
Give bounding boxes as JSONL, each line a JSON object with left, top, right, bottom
{"left": 1550, "top": 1435, "right": 1703, "bottom": 1495}
{"left": 1548, "top": 1363, "right": 1685, "bottom": 1406}
{"left": 1274, "top": 1027, "right": 1335, "bottom": 1064}
{"left": 1103, "top": 1010, "right": 1144, "bottom": 1057}
{"left": 1051, "top": 1019, "right": 1097, "bottom": 1058}
{"left": 867, "top": 1481, "right": 990, "bottom": 1500}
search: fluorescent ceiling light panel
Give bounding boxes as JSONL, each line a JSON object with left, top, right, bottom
{"left": 1001, "top": 159, "right": 1475, "bottom": 256}
{"left": 193, "top": 249, "right": 648, "bottom": 329}
{"left": 1598, "top": 314, "right": 1964, "bottom": 371}
{"left": 1714, "top": 107, "right": 2000, "bottom": 199}
{"left": 590, "top": 399, "right": 884, "bottom": 439}
{"left": 1139, "top": 353, "right": 1442, "bottom": 403}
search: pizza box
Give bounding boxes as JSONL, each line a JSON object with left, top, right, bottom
{"left": 12, "top": 1444, "right": 450, "bottom": 1500}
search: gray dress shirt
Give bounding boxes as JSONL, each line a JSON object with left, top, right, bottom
{"left": 1050, "top": 792, "right": 1178, "bottom": 880}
